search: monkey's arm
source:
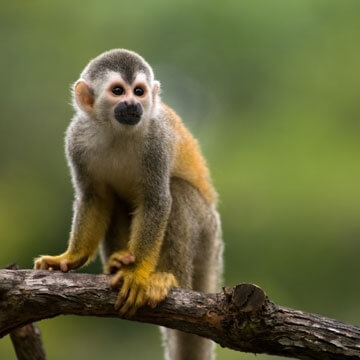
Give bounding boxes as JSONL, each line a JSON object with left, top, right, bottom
{"left": 111, "top": 191, "right": 176, "bottom": 315}
{"left": 111, "top": 143, "right": 177, "bottom": 315}
{"left": 35, "top": 188, "right": 113, "bottom": 272}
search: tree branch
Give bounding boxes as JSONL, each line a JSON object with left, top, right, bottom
{"left": 5, "top": 264, "right": 47, "bottom": 360}
{"left": 10, "top": 324, "right": 46, "bottom": 360}
{"left": 0, "top": 269, "right": 359, "bottom": 360}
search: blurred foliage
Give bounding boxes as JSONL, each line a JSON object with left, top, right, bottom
{"left": 0, "top": 1, "right": 359, "bottom": 359}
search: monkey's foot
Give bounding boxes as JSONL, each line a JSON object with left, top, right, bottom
{"left": 34, "top": 253, "right": 88, "bottom": 272}
{"left": 111, "top": 270, "right": 178, "bottom": 316}
{"left": 104, "top": 250, "right": 136, "bottom": 274}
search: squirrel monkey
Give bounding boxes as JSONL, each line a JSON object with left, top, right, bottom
{"left": 34, "top": 49, "right": 223, "bottom": 360}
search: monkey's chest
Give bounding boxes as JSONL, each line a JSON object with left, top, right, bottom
{"left": 88, "top": 146, "right": 142, "bottom": 200}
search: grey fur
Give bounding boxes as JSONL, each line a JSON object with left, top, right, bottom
{"left": 66, "top": 49, "right": 223, "bottom": 360}
{"left": 82, "top": 49, "right": 153, "bottom": 84}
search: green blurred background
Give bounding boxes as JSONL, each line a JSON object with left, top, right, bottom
{"left": 1, "top": 1, "right": 359, "bottom": 359}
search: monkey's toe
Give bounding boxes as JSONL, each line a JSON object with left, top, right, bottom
{"left": 105, "top": 250, "right": 135, "bottom": 274}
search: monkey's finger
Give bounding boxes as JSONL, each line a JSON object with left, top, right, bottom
{"left": 115, "top": 289, "right": 127, "bottom": 311}
{"left": 115, "top": 278, "right": 134, "bottom": 311}
{"left": 108, "top": 253, "right": 135, "bottom": 268}
{"left": 34, "top": 259, "right": 44, "bottom": 270}
{"left": 60, "top": 260, "right": 68, "bottom": 272}
{"left": 108, "top": 258, "right": 123, "bottom": 268}
{"left": 122, "top": 287, "right": 148, "bottom": 317}
{"left": 38, "top": 260, "right": 49, "bottom": 270}
{"left": 107, "top": 260, "right": 124, "bottom": 275}
{"left": 120, "top": 254, "right": 135, "bottom": 265}
{"left": 118, "top": 285, "right": 140, "bottom": 316}
{"left": 110, "top": 270, "right": 124, "bottom": 289}
{"left": 124, "top": 293, "right": 145, "bottom": 317}
{"left": 117, "top": 277, "right": 133, "bottom": 303}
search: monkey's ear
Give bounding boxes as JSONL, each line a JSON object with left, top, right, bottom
{"left": 153, "top": 80, "right": 161, "bottom": 96}
{"left": 152, "top": 80, "right": 161, "bottom": 103}
{"left": 74, "top": 80, "right": 94, "bottom": 113}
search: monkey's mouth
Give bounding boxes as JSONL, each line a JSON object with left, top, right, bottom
{"left": 114, "top": 102, "right": 143, "bottom": 126}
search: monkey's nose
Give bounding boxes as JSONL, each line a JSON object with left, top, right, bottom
{"left": 114, "top": 102, "right": 143, "bottom": 125}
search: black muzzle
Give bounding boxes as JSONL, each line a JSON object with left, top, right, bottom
{"left": 114, "top": 102, "right": 143, "bottom": 125}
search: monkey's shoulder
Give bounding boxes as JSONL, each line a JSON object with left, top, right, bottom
{"left": 159, "top": 104, "right": 217, "bottom": 204}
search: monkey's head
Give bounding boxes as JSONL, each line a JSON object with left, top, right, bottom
{"left": 73, "top": 49, "right": 160, "bottom": 129}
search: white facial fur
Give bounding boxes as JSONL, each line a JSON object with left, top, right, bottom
{"left": 89, "top": 71, "right": 159, "bottom": 131}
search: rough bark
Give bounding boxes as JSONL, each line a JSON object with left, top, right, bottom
{"left": 4, "top": 264, "right": 47, "bottom": 360}
{"left": 0, "top": 269, "right": 359, "bottom": 360}
{"left": 10, "top": 324, "right": 46, "bottom": 360}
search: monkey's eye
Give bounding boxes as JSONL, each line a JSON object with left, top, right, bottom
{"left": 112, "top": 86, "right": 125, "bottom": 96}
{"left": 134, "top": 87, "right": 145, "bottom": 97}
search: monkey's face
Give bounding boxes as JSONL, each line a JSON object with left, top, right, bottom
{"left": 103, "top": 72, "right": 155, "bottom": 127}
{"left": 74, "top": 71, "right": 159, "bottom": 130}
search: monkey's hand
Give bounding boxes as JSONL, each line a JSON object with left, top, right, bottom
{"left": 34, "top": 252, "right": 88, "bottom": 272}
{"left": 104, "top": 250, "right": 136, "bottom": 274}
{"left": 111, "top": 267, "right": 178, "bottom": 316}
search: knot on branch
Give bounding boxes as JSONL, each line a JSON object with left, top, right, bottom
{"left": 226, "top": 283, "right": 266, "bottom": 313}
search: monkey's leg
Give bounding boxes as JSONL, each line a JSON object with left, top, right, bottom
{"left": 161, "top": 237, "right": 220, "bottom": 360}
{"left": 159, "top": 178, "right": 222, "bottom": 360}
{"left": 100, "top": 199, "right": 134, "bottom": 274}
{"left": 35, "top": 194, "right": 113, "bottom": 272}
{"left": 160, "top": 262, "right": 219, "bottom": 360}
{"left": 171, "top": 220, "right": 223, "bottom": 360}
